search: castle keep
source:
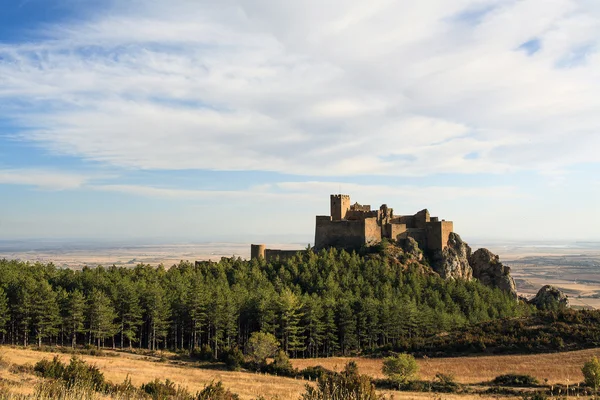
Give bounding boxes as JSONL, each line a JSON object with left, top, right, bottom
{"left": 251, "top": 194, "right": 454, "bottom": 261}
{"left": 315, "top": 195, "right": 453, "bottom": 252}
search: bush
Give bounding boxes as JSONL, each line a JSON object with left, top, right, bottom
{"left": 299, "top": 366, "right": 333, "bottom": 380}
{"left": 221, "top": 347, "right": 245, "bottom": 371}
{"left": 190, "top": 344, "right": 214, "bottom": 361}
{"left": 267, "top": 350, "right": 295, "bottom": 376}
{"left": 141, "top": 378, "right": 192, "bottom": 399}
{"left": 492, "top": 374, "right": 539, "bottom": 387}
{"left": 382, "top": 354, "right": 419, "bottom": 384}
{"left": 301, "top": 362, "right": 384, "bottom": 400}
{"left": 196, "top": 381, "right": 239, "bottom": 400}
{"left": 34, "top": 356, "right": 66, "bottom": 380}
{"left": 582, "top": 357, "right": 600, "bottom": 390}
{"left": 9, "top": 363, "right": 34, "bottom": 375}
{"left": 34, "top": 356, "right": 108, "bottom": 392}
{"left": 432, "top": 373, "right": 462, "bottom": 392}
{"left": 246, "top": 332, "right": 279, "bottom": 366}
{"left": 521, "top": 392, "right": 548, "bottom": 400}
{"left": 62, "top": 357, "right": 107, "bottom": 391}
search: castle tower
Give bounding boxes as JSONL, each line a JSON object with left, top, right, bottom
{"left": 330, "top": 194, "right": 350, "bottom": 221}
{"left": 250, "top": 244, "right": 266, "bottom": 260}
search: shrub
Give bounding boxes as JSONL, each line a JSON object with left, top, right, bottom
{"left": 382, "top": 353, "right": 419, "bottom": 384}
{"left": 492, "top": 374, "right": 539, "bottom": 387}
{"left": 268, "top": 350, "right": 295, "bottom": 376}
{"left": 34, "top": 356, "right": 108, "bottom": 392}
{"left": 301, "top": 362, "right": 384, "bottom": 400}
{"left": 220, "top": 347, "right": 245, "bottom": 371}
{"left": 63, "top": 357, "right": 107, "bottom": 391}
{"left": 141, "top": 378, "right": 192, "bottom": 399}
{"left": 246, "top": 332, "right": 279, "bottom": 366}
{"left": 190, "top": 344, "right": 214, "bottom": 361}
{"left": 9, "top": 363, "right": 34, "bottom": 375}
{"left": 299, "top": 366, "right": 332, "bottom": 380}
{"left": 433, "top": 373, "right": 461, "bottom": 392}
{"left": 582, "top": 357, "right": 600, "bottom": 390}
{"left": 196, "top": 381, "right": 240, "bottom": 400}
{"left": 34, "top": 356, "right": 66, "bottom": 380}
{"left": 521, "top": 392, "right": 548, "bottom": 400}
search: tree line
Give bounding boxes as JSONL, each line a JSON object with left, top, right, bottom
{"left": 0, "top": 248, "right": 528, "bottom": 357}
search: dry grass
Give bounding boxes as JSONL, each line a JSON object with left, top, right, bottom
{"left": 292, "top": 348, "right": 600, "bottom": 384}
{"left": 4, "top": 346, "right": 599, "bottom": 399}
{"left": 0, "top": 347, "right": 306, "bottom": 399}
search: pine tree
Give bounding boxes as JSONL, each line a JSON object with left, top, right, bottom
{"left": 276, "top": 288, "right": 304, "bottom": 356}
{"left": 64, "top": 290, "right": 86, "bottom": 348}
{"left": 88, "top": 289, "right": 117, "bottom": 348}
{"left": 115, "top": 279, "right": 142, "bottom": 349}
{"left": 0, "top": 287, "right": 9, "bottom": 343}
{"left": 31, "top": 280, "right": 60, "bottom": 347}
{"left": 186, "top": 277, "right": 208, "bottom": 350}
{"left": 301, "top": 294, "right": 325, "bottom": 358}
{"left": 143, "top": 282, "right": 170, "bottom": 351}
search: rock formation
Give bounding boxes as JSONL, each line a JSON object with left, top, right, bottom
{"left": 469, "top": 248, "right": 518, "bottom": 298}
{"left": 429, "top": 232, "right": 473, "bottom": 280}
{"left": 402, "top": 237, "right": 423, "bottom": 261}
{"left": 529, "top": 285, "right": 569, "bottom": 310}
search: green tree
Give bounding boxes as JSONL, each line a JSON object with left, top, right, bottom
{"left": 63, "top": 290, "right": 86, "bottom": 348}
{"left": 31, "top": 281, "right": 60, "bottom": 347}
{"left": 0, "top": 287, "right": 8, "bottom": 342}
{"left": 246, "top": 331, "right": 279, "bottom": 366}
{"left": 382, "top": 353, "right": 419, "bottom": 385}
{"left": 88, "top": 289, "right": 117, "bottom": 348}
{"left": 143, "top": 282, "right": 170, "bottom": 351}
{"left": 582, "top": 357, "right": 600, "bottom": 391}
{"left": 115, "top": 279, "right": 142, "bottom": 349}
{"left": 276, "top": 288, "right": 304, "bottom": 356}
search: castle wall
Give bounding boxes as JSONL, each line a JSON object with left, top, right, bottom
{"left": 414, "top": 209, "right": 431, "bottom": 230}
{"left": 264, "top": 249, "right": 300, "bottom": 262}
{"left": 441, "top": 221, "right": 453, "bottom": 250}
{"left": 314, "top": 218, "right": 366, "bottom": 250}
{"left": 426, "top": 220, "right": 454, "bottom": 251}
{"left": 364, "top": 217, "right": 381, "bottom": 245}
{"left": 346, "top": 210, "right": 378, "bottom": 221}
{"left": 398, "top": 215, "right": 416, "bottom": 228}
{"left": 390, "top": 223, "right": 407, "bottom": 240}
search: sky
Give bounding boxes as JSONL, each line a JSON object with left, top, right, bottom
{"left": 0, "top": 0, "right": 599, "bottom": 244}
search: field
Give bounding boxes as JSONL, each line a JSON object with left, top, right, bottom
{"left": 292, "top": 348, "right": 600, "bottom": 384}
{"left": 2, "top": 346, "right": 600, "bottom": 399}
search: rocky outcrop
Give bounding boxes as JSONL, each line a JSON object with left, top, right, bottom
{"left": 430, "top": 233, "right": 473, "bottom": 280}
{"left": 469, "top": 248, "right": 517, "bottom": 298}
{"left": 402, "top": 237, "right": 423, "bottom": 261}
{"left": 529, "top": 285, "right": 569, "bottom": 310}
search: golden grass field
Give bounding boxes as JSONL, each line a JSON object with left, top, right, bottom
{"left": 2, "top": 346, "right": 600, "bottom": 399}
{"left": 292, "top": 348, "right": 600, "bottom": 384}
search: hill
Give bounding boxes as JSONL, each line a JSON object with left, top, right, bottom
{"left": 0, "top": 247, "right": 524, "bottom": 357}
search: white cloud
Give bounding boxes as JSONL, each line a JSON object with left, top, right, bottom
{"left": 87, "top": 180, "right": 518, "bottom": 206}
{"left": 0, "top": 169, "right": 89, "bottom": 190}
{"left": 0, "top": 0, "right": 599, "bottom": 177}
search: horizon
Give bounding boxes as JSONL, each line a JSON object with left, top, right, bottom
{"left": 1, "top": 1, "right": 600, "bottom": 242}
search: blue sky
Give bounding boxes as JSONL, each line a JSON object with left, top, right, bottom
{"left": 1, "top": 0, "right": 600, "bottom": 243}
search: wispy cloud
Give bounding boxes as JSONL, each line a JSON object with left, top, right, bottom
{"left": 0, "top": 169, "right": 89, "bottom": 190}
{"left": 0, "top": 0, "right": 599, "bottom": 178}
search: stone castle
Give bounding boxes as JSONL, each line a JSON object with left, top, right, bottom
{"left": 251, "top": 194, "right": 454, "bottom": 261}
